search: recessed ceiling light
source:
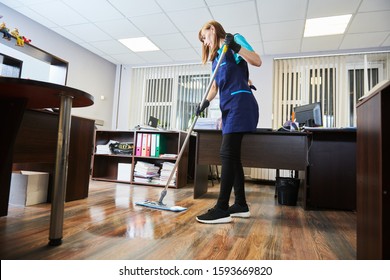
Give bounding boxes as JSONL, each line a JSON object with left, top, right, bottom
{"left": 119, "top": 37, "right": 159, "bottom": 52}
{"left": 304, "top": 14, "right": 352, "bottom": 37}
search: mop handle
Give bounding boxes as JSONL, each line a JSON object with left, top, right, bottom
{"left": 160, "top": 45, "right": 229, "bottom": 195}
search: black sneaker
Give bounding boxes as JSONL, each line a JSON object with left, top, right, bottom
{"left": 196, "top": 208, "right": 232, "bottom": 224}
{"left": 228, "top": 204, "right": 251, "bottom": 218}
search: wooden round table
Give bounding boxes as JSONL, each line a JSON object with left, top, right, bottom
{"left": 0, "top": 77, "right": 94, "bottom": 246}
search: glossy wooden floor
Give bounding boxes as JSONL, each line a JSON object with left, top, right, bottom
{"left": 0, "top": 180, "right": 356, "bottom": 260}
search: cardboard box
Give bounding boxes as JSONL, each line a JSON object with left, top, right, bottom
{"left": 9, "top": 171, "right": 49, "bottom": 206}
{"left": 117, "top": 163, "right": 132, "bottom": 181}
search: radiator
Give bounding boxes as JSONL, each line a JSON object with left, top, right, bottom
{"left": 249, "top": 168, "right": 292, "bottom": 180}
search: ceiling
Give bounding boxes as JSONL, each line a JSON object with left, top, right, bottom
{"left": 1, "top": 0, "right": 390, "bottom": 66}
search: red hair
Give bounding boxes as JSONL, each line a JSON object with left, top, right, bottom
{"left": 198, "top": 20, "right": 226, "bottom": 64}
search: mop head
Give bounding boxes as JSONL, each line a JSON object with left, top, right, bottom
{"left": 135, "top": 200, "right": 187, "bottom": 212}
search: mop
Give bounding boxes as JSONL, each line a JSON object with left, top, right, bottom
{"left": 135, "top": 45, "right": 228, "bottom": 212}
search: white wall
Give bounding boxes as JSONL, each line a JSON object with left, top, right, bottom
{"left": 0, "top": 3, "right": 117, "bottom": 129}
{"left": 248, "top": 55, "right": 274, "bottom": 128}
{"left": 112, "top": 65, "right": 133, "bottom": 130}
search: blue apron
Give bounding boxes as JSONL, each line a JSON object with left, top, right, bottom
{"left": 212, "top": 47, "right": 259, "bottom": 134}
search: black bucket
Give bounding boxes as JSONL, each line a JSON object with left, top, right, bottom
{"left": 276, "top": 177, "right": 300, "bottom": 206}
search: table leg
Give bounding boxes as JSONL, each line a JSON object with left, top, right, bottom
{"left": 194, "top": 164, "right": 209, "bottom": 198}
{"left": 275, "top": 169, "right": 280, "bottom": 198}
{"left": 48, "top": 94, "right": 73, "bottom": 246}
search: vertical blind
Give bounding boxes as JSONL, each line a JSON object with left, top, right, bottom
{"left": 273, "top": 52, "right": 389, "bottom": 129}
{"left": 129, "top": 52, "right": 388, "bottom": 131}
{"left": 130, "top": 63, "right": 211, "bottom": 130}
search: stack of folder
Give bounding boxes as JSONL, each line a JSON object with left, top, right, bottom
{"left": 133, "top": 161, "right": 160, "bottom": 184}
{"left": 135, "top": 133, "right": 164, "bottom": 157}
{"left": 158, "top": 162, "right": 176, "bottom": 186}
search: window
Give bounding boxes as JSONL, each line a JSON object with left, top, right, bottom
{"left": 308, "top": 67, "right": 336, "bottom": 127}
{"left": 131, "top": 64, "right": 211, "bottom": 131}
{"left": 347, "top": 63, "right": 381, "bottom": 126}
{"left": 144, "top": 78, "right": 173, "bottom": 129}
{"left": 176, "top": 74, "right": 210, "bottom": 130}
{"left": 273, "top": 52, "right": 389, "bottom": 129}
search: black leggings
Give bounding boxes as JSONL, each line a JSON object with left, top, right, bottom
{"left": 216, "top": 132, "right": 247, "bottom": 210}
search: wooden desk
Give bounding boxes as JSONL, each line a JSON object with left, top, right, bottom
{"left": 356, "top": 81, "right": 389, "bottom": 259}
{"left": 305, "top": 128, "right": 356, "bottom": 210}
{"left": 12, "top": 110, "right": 95, "bottom": 203}
{"left": 0, "top": 77, "right": 93, "bottom": 246}
{"left": 194, "top": 129, "right": 357, "bottom": 210}
{"left": 193, "top": 129, "right": 308, "bottom": 202}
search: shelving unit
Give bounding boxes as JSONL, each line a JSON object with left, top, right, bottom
{"left": 1, "top": 36, "right": 68, "bottom": 84}
{"left": 91, "top": 130, "right": 134, "bottom": 183}
{"left": 0, "top": 53, "right": 23, "bottom": 77}
{"left": 91, "top": 130, "right": 189, "bottom": 188}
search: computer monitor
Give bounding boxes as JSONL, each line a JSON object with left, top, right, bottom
{"left": 294, "top": 102, "right": 322, "bottom": 127}
{"left": 147, "top": 116, "right": 159, "bottom": 128}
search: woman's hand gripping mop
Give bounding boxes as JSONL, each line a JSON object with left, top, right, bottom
{"left": 135, "top": 45, "right": 228, "bottom": 212}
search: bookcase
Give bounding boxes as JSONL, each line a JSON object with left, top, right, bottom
{"left": 91, "top": 130, "right": 134, "bottom": 183}
{"left": 91, "top": 130, "right": 189, "bottom": 188}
